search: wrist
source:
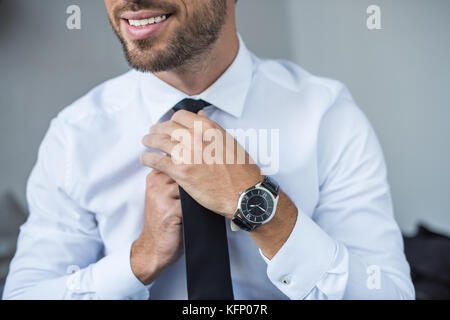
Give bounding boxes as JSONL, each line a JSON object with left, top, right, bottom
{"left": 225, "top": 172, "right": 264, "bottom": 219}
{"left": 250, "top": 191, "right": 298, "bottom": 259}
{"left": 130, "top": 238, "right": 165, "bottom": 285}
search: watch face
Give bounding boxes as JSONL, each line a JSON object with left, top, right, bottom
{"left": 240, "top": 188, "right": 274, "bottom": 224}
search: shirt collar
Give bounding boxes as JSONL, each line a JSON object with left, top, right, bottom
{"left": 138, "top": 34, "right": 254, "bottom": 124}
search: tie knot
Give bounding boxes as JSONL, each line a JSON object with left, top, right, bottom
{"left": 173, "top": 98, "right": 211, "bottom": 114}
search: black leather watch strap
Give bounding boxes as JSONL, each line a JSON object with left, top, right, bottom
{"left": 261, "top": 176, "right": 280, "bottom": 196}
{"left": 232, "top": 211, "right": 257, "bottom": 232}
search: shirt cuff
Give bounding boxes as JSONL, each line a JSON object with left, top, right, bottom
{"left": 259, "top": 209, "right": 338, "bottom": 299}
{"left": 91, "top": 242, "right": 150, "bottom": 300}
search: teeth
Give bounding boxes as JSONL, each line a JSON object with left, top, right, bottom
{"left": 128, "top": 15, "right": 167, "bottom": 27}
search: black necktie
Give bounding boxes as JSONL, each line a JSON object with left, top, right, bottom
{"left": 172, "top": 98, "right": 234, "bottom": 300}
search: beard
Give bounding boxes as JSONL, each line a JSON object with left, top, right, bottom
{"left": 109, "top": 0, "right": 228, "bottom": 73}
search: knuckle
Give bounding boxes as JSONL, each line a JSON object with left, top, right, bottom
{"left": 145, "top": 171, "right": 161, "bottom": 189}
{"left": 174, "top": 200, "right": 182, "bottom": 212}
{"left": 169, "top": 183, "right": 179, "bottom": 195}
{"left": 158, "top": 202, "right": 171, "bottom": 214}
{"left": 172, "top": 110, "right": 186, "bottom": 121}
{"left": 149, "top": 124, "right": 159, "bottom": 134}
{"left": 178, "top": 164, "right": 192, "bottom": 177}
{"left": 140, "top": 152, "right": 149, "bottom": 165}
{"left": 145, "top": 172, "right": 154, "bottom": 184}
{"left": 155, "top": 156, "right": 166, "bottom": 170}
{"left": 145, "top": 178, "right": 155, "bottom": 191}
{"left": 158, "top": 198, "right": 179, "bottom": 215}
{"left": 167, "top": 201, "right": 182, "bottom": 216}
{"left": 142, "top": 135, "right": 154, "bottom": 148}
{"left": 161, "top": 134, "right": 171, "bottom": 146}
{"left": 162, "top": 212, "right": 181, "bottom": 226}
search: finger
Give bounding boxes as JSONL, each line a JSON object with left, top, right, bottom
{"left": 167, "top": 183, "right": 180, "bottom": 199}
{"left": 150, "top": 121, "right": 187, "bottom": 136}
{"left": 147, "top": 169, "right": 162, "bottom": 177}
{"left": 146, "top": 170, "right": 173, "bottom": 189}
{"left": 168, "top": 200, "right": 182, "bottom": 218}
{"left": 141, "top": 152, "right": 173, "bottom": 174}
{"left": 145, "top": 169, "right": 168, "bottom": 184}
{"left": 158, "top": 171, "right": 175, "bottom": 184}
{"left": 198, "top": 110, "right": 209, "bottom": 118}
{"left": 142, "top": 133, "right": 179, "bottom": 155}
{"left": 150, "top": 121, "right": 193, "bottom": 147}
{"left": 171, "top": 109, "right": 206, "bottom": 129}
{"left": 148, "top": 169, "right": 176, "bottom": 183}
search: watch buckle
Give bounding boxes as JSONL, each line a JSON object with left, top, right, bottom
{"left": 230, "top": 220, "right": 241, "bottom": 232}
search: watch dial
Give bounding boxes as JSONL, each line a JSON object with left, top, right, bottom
{"left": 240, "top": 188, "right": 274, "bottom": 223}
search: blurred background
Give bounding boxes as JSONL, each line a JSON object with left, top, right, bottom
{"left": 1, "top": 0, "right": 449, "bottom": 298}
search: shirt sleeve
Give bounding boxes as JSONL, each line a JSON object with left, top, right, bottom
{"left": 259, "top": 86, "right": 415, "bottom": 300}
{"left": 2, "top": 116, "right": 149, "bottom": 300}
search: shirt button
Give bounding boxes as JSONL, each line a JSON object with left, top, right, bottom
{"left": 280, "top": 276, "right": 291, "bottom": 285}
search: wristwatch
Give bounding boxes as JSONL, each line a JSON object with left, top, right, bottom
{"left": 231, "top": 176, "right": 280, "bottom": 232}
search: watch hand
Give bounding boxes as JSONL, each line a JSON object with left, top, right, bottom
{"left": 250, "top": 202, "right": 262, "bottom": 207}
{"left": 250, "top": 203, "right": 266, "bottom": 212}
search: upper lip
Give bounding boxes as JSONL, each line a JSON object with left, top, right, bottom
{"left": 120, "top": 11, "right": 171, "bottom": 20}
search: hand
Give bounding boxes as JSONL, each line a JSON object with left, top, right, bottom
{"left": 140, "top": 111, "right": 298, "bottom": 261}
{"left": 131, "top": 170, "right": 183, "bottom": 285}
{"left": 141, "top": 110, "right": 263, "bottom": 219}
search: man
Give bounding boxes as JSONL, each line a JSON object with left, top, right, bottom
{"left": 3, "top": 0, "right": 414, "bottom": 299}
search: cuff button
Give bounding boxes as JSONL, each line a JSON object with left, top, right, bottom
{"left": 280, "top": 276, "right": 291, "bottom": 285}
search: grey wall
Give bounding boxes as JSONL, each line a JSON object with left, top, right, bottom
{"left": 0, "top": 0, "right": 449, "bottom": 236}
{"left": 285, "top": 0, "right": 450, "bottom": 234}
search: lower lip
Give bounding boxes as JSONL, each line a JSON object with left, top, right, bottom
{"left": 121, "top": 16, "right": 170, "bottom": 40}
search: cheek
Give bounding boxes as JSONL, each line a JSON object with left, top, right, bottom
{"left": 179, "top": 0, "right": 199, "bottom": 19}
{"left": 104, "top": 1, "right": 113, "bottom": 15}
{"left": 104, "top": 1, "right": 119, "bottom": 24}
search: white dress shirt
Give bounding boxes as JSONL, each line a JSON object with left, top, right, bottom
{"left": 3, "top": 36, "right": 414, "bottom": 300}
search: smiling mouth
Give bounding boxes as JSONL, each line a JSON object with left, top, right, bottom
{"left": 120, "top": 11, "right": 174, "bottom": 41}
{"left": 123, "top": 14, "right": 172, "bottom": 28}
